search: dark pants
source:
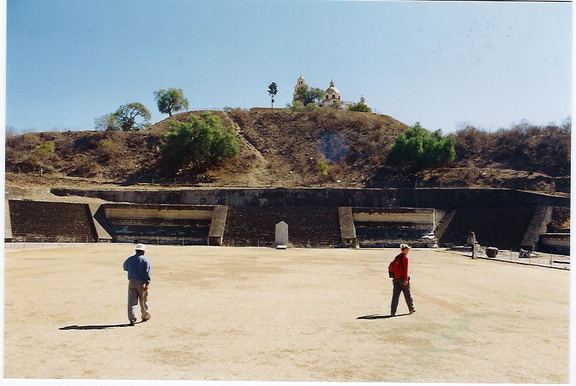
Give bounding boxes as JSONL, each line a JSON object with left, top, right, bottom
{"left": 391, "top": 278, "right": 414, "bottom": 315}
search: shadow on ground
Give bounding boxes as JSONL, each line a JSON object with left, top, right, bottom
{"left": 357, "top": 313, "right": 409, "bottom": 320}
{"left": 59, "top": 323, "right": 138, "bottom": 330}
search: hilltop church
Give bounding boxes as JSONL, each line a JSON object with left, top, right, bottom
{"left": 293, "top": 75, "right": 368, "bottom": 110}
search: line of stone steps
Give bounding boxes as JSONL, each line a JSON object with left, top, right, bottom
{"left": 355, "top": 222, "right": 433, "bottom": 248}
{"left": 98, "top": 203, "right": 212, "bottom": 245}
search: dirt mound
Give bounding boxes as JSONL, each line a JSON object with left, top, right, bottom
{"left": 4, "top": 108, "right": 570, "bottom": 193}
{"left": 5, "top": 109, "right": 407, "bottom": 189}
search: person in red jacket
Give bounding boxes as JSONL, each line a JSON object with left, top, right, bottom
{"left": 390, "top": 244, "right": 416, "bottom": 316}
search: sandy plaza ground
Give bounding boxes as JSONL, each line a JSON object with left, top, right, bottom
{"left": 2, "top": 244, "right": 572, "bottom": 384}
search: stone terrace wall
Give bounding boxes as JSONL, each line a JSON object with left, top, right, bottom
{"left": 30, "top": 188, "right": 570, "bottom": 251}
{"left": 439, "top": 207, "right": 537, "bottom": 250}
{"left": 224, "top": 206, "right": 340, "bottom": 248}
{"left": 51, "top": 187, "right": 569, "bottom": 209}
{"left": 8, "top": 200, "right": 97, "bottom": 242}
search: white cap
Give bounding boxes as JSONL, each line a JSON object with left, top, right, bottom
{"left": 135, "top": 243, "right": 146, "bottom": 251}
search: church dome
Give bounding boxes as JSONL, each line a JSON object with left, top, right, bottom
{"left": 324, "top": 80, "right": 341, "bottom": 101}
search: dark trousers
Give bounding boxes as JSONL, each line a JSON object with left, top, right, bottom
{"left": 391, "top": 278, "right": 414, "bottom": 314}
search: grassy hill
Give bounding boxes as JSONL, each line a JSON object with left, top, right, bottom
{"left": 5, "top": 108, "right": 570, "bottom": 193}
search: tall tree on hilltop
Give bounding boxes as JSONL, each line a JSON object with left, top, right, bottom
{"left": 108, "top": 103, "right": 151, "bottom": 132}
{"left": 293, "top": 84, "right": 324, "bottom": 106}
{"left": 94, "top": 113, "right": 120, "bottom": 131}
{"left": 154, "top": 88, "right": 190, "bottom": 116}
{"left": 268, "top": 82, "right": 278, "bottom": 109}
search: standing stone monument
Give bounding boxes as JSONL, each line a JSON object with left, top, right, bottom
{"left": 467, "top": 231, "right": 479, "bottom": 259}
{"left": 275, "top": 221, "right": 288, "bottom": 249}
{"left": 472, "top": 242, "right": 479, "bottom": 259}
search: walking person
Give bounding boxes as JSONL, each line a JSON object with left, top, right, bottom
{"left": 390, "top": 244, "right": 415, "bottom": 316}
{"left": 123, "top": 243, "right": 151, "bottom": 326}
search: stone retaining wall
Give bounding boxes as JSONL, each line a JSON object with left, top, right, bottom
{"left": 7, "top": 188, "right": 570, "bottom": 253}
{"left": 51, "top": 187, "right": 569, "bottom": 209}
{"left": 439, "top": 207, "right": 537, "bottom": 250}
{"left": 8, "top": 200, "right": 98, "bottom": 243}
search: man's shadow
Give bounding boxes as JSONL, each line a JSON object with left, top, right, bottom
{"left": 357, "top": 313, "right": 409, "bottom": 320}
{"left": 59, "top": 322, "right": 138, "bottom": 330}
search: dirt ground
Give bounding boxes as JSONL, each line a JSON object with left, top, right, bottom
{"left": 2, "top": 244, "right": 571, "bottom": 383}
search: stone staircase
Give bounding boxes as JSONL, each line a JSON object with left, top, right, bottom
{"left": 97, "top": 203, "right": 213, "bottom": 245}
{"left": 104, "top": 218, "right": 211, "bottom": 245}
{"left": 352, "top": 207, "right": 436, "bottom": 248}
{"left": 354, "top": 222, "right": 434, "bottom": 248}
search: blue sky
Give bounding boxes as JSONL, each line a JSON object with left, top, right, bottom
{"left": 4, "top": 0, "right": 573, "bottom": 134}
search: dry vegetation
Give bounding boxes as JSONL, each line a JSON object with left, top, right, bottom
{"left": 4, "top": 109, "right": 570, "bottom": 193}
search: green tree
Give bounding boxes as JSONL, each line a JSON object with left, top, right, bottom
{"left": 110, "top": 103, "right": 151, "bottom": 132}
{"left": 285, "top": 101, "right": 304, "bottom": 112}
{"left": 284, "top": 100, "right": 319, "bottom": 112}
{"left": 347, "top": 101, "right": 371, "bottom": 112}
{"left": 94, "top": 113, "right": 120, "bottom": 131}
{"left": 162, "top": 112, "right": 238, "bottom": 171}
{"left": 386, "top": 123, "right": 455, "bottom": 170}
{"left": 267, "top": 82, "right": 278, "bottom": 109}
{"left": 153, "top": 88, "right": 189, "bottom": 116}
{"left": 293, "top": 84, "right": 324, "bottom": 106}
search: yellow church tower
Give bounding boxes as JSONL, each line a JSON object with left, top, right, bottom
{"left": 293, "top": 75, "right": 306, "bottom": 100}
